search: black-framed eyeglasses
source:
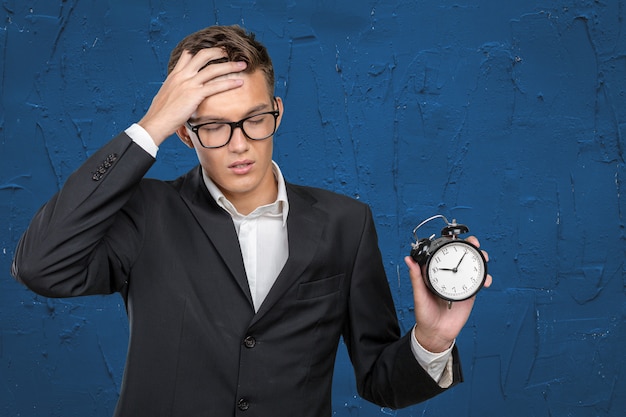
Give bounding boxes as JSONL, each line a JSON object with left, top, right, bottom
{"left": 186, "top": 99, "right": 280, "bottom": 149}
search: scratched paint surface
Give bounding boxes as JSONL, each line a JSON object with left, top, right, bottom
{"left": 1, "top": 1, "right": 624, "bottom": 416}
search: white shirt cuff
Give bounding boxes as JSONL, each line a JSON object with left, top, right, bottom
{"left": 410, "top": 326, "right": 455, "bottom": 388}
{"left": 125, "top": 123, "right": 159, "bottom": 158}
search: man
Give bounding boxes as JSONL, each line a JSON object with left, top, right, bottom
{"left": 12, "top": 25, "right": 491, "bottom": 416}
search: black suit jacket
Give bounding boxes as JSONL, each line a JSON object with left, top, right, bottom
{"left": 12, "top": 133, "right": 461, "bottom": 416}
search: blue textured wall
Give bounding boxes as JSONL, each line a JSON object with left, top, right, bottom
{"left": 1, "top": 1, "right": 625, "bottom": 416}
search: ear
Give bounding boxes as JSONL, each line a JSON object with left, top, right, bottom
{"left": 274, "top": 96, "right": 284, "bottom": 130}
{"left": 176, "top": 125, "right": 195, "bottom": 149}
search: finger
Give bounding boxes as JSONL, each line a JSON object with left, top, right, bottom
{"left": 189, "top": 49, "right": 247, "bottom": 80}
{"left": 170, "top": 50, "right": 196, "bottom": 74}
{"left": 197, "top": 77, "right": 245, "bottom": 100}
{"left": 483, "top": 274, "right": 493, "bottom": 288}
{"left": 465, "top": 235, "right": 480, "bottom": 247}
{"left": 196, "top": 61, "right": 248, "bottom": 86}
{"left": 404, "top": 256, "right": 423, "bottom": 289}
{"left": 172, "top": 49, "right": 244, "bottom": 83}
{"left": 465, "top": 235, "right": 489, "bottom": 262}
{"left": 404, "top": 256, "right": 431, "bottom": 297}
{"left": 198, "top": 56, "right": 229, "bottom": 72}
{"left": 189, "top": 48, "right": 229, "bottom": 72}
{"left": 404, "top": 255, "right": 423, "bottom": 280}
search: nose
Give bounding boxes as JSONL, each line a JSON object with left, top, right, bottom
{"left": 227, "top": 126, "right": 250, "bottom": 153}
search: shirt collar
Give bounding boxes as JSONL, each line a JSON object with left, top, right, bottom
{"left": 202, "top": 161, "right": 289, "bottom": 226}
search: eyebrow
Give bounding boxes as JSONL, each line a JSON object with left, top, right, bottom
{"left": 190, "top": 102, "right": 274, "bottom": 125}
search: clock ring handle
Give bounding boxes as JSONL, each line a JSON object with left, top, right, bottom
{"left": 412, "top": 214, "right": 451, "bottom": 241}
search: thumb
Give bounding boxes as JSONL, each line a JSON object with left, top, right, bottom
{"left": 405, "top": 256, "right": 427, "bottom": 293}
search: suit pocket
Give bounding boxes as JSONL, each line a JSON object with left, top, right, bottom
{"left": 297, "top": 274, "right": 344, "bottom": 300}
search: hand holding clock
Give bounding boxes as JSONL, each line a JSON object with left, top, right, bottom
{"left": 405, "top": 235, "right": 492, "bottom": 353}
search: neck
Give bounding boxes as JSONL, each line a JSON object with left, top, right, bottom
{"left": 202, "top": 163, "right": 280, "bottom": 216}
{"left": 221, "top": 166, "right": 279, "bottom": 215}
{"left": 226, "top": 181, "right": 278, "bottom": 215}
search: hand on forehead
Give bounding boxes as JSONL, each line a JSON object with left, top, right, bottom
{"left": 198, "top": 51, "right": 246, "bottom": 82}
{"left": 198, "top": 56, "right": 229, "bottom": 72}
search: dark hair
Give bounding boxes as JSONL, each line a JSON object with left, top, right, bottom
{"left": 168, "top": 25, "right": 275, "bottom": 95}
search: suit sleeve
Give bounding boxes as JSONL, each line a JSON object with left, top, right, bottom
{"left": 11, "top": 133, "right": 156, "bottom": 297}
{"left": 343, "top": 205, "right": 462, "bottom": 408}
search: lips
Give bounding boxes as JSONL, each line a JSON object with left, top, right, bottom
{"left": 229, "top": 160, "right": 254, "bottom": 174}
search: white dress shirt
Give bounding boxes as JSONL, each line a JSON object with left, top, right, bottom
{"left": 125, "top": 123, "right": 454, "bottom": 387}
{"left": 202, "top": 164, "right": 289, "bottom": 312}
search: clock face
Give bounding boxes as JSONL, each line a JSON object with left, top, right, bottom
{"left": 426, "top": 240, "right": 487, "bottom": 301}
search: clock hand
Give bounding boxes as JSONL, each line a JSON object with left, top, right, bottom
{"left": 454, "top": 251, "right": 467, "bottom": 271}
{"left": 438, "top": 251, "right": 467, "bottom": 273}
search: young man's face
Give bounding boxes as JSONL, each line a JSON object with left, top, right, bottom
{"left": 178, "top": 69, "right": 283, "bottom": 214}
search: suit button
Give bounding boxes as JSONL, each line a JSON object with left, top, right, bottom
{"left": 243, "top": 336, "right": 256, "bottom": 348}
{"left": 237, "top": 398, "right": 249, "bottom": 411}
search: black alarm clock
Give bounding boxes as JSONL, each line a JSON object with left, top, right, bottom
{"left": 410, "top": 215, "right": 487, "bottom": 308}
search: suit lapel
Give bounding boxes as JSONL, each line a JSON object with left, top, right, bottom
{"left": 179, "top": 166, "right": 254, "bottom": 307}
{"left": 253, "top": 184, "right": 326, "bottom": 322}
{"left": 178, "top": 169, "right": 327, "bottom": 319}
